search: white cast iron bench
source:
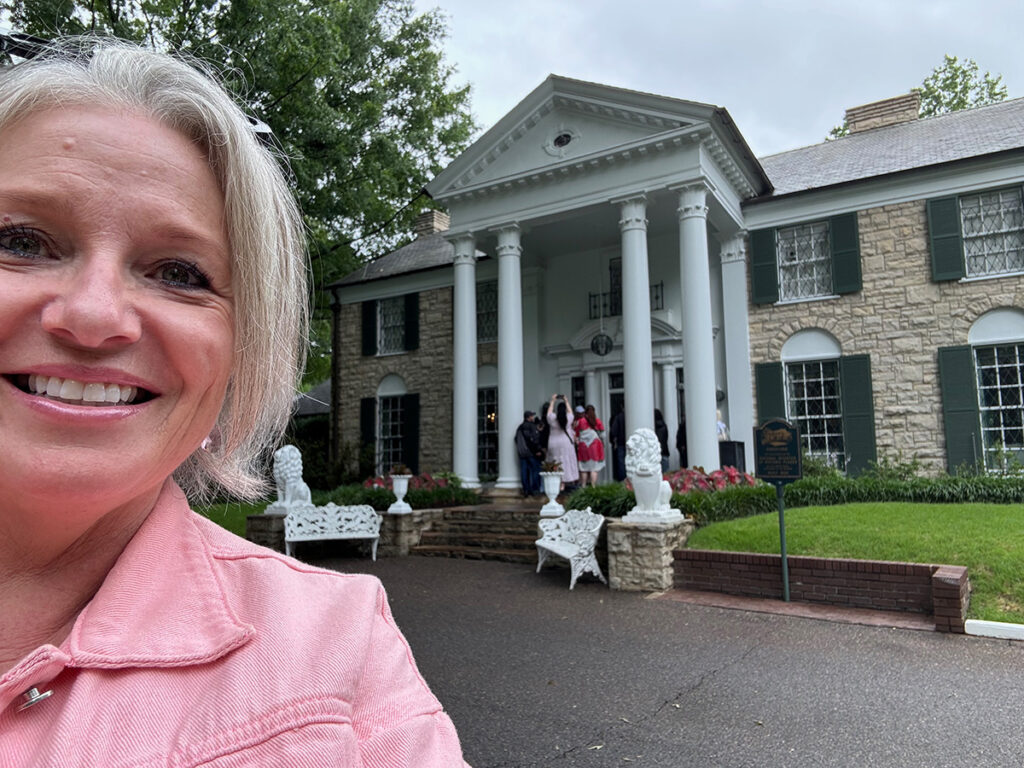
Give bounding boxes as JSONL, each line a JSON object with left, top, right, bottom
{"left": 284, "top": 503, "right": 383, "bottom": 560}
{"left": 535, "top": 507, "right": 607, "bottom": 590}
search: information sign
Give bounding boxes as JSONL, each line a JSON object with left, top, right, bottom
{"left": 754, "top": 419, "right": 802, "bottom": 482}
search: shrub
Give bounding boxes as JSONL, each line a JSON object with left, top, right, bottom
{"left": 314, "top": 476, "right": 479, "bottom": 511}
{"left": 567, "top": 467, "right": 767, "bottom": 525}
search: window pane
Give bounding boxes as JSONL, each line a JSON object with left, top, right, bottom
{"left": 975, "top": 342, "right": 1024, "bottom": 471}
{"left": 962, "top": 188, "right": 1024, "bottom": 277}
{"left": 377, "top": 296, "right": 406, "bottom": 354}
{"left": 377, "top": 396, "right": 404, "bottom": 474}
{"left": 785, "top": 359, "right": 844, "bottom": 469}
{"left": 476, "top": 281, "right": 498, "bottom": 342}
{"left": 776, "top": 221, "right": 832, "bottom": 301}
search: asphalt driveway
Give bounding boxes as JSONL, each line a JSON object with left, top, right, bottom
{"left": 319, "top": 554, "right": 1024, "bottom": 768}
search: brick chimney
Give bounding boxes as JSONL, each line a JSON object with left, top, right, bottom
{"left": 413, "top": 209, "right": 450, "bottom": 238}
{"left": 845, "top": 92, "right": 921, "bottom": 134}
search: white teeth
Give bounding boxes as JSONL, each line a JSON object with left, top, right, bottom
{"left": 60, "top": 379, "right": 84, "bottom": 400}
{"left": 83, "top": 382, "right": 107, "bottom": 403}
{"left": 27, "top": 375, "right": 141, "bottom": 405}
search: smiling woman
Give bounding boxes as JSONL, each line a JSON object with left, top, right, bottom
{"left": 0, "top": 39, "right": 468, "bottom": 767}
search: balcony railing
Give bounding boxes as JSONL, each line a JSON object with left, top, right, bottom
{"left": 588, "top": 282, "right": 663, "bottom": 320}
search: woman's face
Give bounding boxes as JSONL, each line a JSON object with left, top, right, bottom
{"left": 0, "top": 106, "right": 234, "bottom": 515}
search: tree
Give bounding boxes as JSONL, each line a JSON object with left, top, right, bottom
{"left": 4, "top": 0, "right": 476, "bottom": 385}
{"left": 827, "top": 55, "right": 1008, "bottom": 140}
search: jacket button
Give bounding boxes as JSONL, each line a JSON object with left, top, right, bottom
{"left": 18, "top": 687, "right": 53, "bottom": 711}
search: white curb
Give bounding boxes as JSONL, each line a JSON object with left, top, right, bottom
{"left": 964, "top": 619, "right": 1024, "bottom": 641}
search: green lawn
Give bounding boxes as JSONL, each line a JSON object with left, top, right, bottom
{"left": 195, "top": 500, "right": 269, "bottom": 538}
{"left": 687, "top": 502, "right": 1024, "bottom": 624}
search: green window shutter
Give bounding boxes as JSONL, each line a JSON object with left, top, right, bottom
{"left": 839, "top": 355, "right": 876, "bottom": 476}
{"left": 830, "top": 212, "right": 862, "bottom": 295}
{"left": 927, "top": 197, "right": 965, "bottom": 281}
{"left": 361, "top": 301, "right": 377, "bottom": 356}
{"left": 754, "top": 362, "right": 786, "bottom": 423}
{"left": 750, "top": 229, "right": 779, "bottom": 304}
{"left": 938, "top": 345, "right": 981, "bottom": 473}
{"left": 401, "top": 393, "right": 420, "bottom": 474}
{"left": 359, "top": 397, "right": 377, "bottom": 476}
{"left": 404, "top": 293, "right": 419, "bottom": 352}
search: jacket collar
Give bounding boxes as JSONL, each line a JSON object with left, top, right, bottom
{"left": 66, "top": 480, "right": 253, "bottom": 669}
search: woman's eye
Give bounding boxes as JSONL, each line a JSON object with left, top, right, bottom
{"left": 0, "top": 226, "right": 49, "bottom": 258}
{"left": 154, "top": 260, "right": 211, "bottom": 289}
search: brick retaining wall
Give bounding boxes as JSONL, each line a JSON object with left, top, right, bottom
{"left": 674, "top": 550, "right": 969, "bottom": 633}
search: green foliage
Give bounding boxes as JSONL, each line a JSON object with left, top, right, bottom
{"left": 827, "top": 54, "right": 1008, "bottom": 140}
{"left": 566, "top": 482, "right": 776, "bottom": 527}
{"left": 915, "top": 54, "right": 1008, "bottom": 118}
{"left": 783, "top": 473, "right": 1024, "bottom": 507}
{"left": 195, "top": 499, "right": 268, "bottom": 537}
{"left": 5, "top": 0, "right": 476, "bottom": 386}
{"left": 312, "top": 482, "right": 478, "bottom": 511}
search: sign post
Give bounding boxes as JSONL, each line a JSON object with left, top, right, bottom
{"left": 753, "top": 419, "right": 802, "bottom": 602}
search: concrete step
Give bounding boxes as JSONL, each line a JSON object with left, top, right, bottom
{"left": 410, "top": 544, "right": 538, "bottom": 564}
{"left": 418, "top": 530, "right": 537, "bottom": 550}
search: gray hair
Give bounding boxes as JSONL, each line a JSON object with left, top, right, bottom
{"left": 0, "top": 38, "right": 308, "bottom": 500}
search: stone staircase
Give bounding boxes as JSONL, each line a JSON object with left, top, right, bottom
{"left": 410, "top": 503, "right": 542, "bottom": 563}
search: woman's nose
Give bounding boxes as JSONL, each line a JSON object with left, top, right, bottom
{"left": 40, "top": 258, "right": 142, "bottom": 349}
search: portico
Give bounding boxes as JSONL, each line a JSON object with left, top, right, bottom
{"left": 428, "top": 76, "right": 770, "bottom": 489}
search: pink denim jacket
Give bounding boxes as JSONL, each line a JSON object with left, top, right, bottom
{"left": 0, "top": 481, "right": 469, "bottom": 767}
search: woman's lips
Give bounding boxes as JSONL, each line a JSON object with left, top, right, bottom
{"left": 13, "top": 373, "right": 150, "bottom": 405}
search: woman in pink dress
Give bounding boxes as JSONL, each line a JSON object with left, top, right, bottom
{"left": 545, "top": 394, "right": 580, "bottom": 490}
{"left": 575, "top": 404, "right": 606, "bottom": 487}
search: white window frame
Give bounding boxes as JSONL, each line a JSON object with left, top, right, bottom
{"left": 961, "top": 187, "right": 1024, "bottom": 279}
{"left": 377, "top": 296, "right": 406, "bottom": 355}
{"left": 974, "top": 343, "right": 1024, "bottom": 472}
{"left": 776, "top": 220, "right": 833, "bottom": 302}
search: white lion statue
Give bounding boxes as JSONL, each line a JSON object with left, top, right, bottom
{"left": 265, "top": 444, "right": 312, "bottom": 514}
{"left": 623, "top": 428, "right": 680, "bottom": 523}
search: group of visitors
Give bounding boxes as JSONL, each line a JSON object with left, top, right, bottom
{"left": 515, "top": 394, "right": 607, "bottom": 496}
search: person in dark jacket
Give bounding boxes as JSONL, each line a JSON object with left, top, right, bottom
{"left": 609, "top": 407, "right": 626, "bottom": 481}
{"left": 515, "top": 411, "right": 544, "bottom": 495}
{"left": 654, "top": 409, "right": 670, "bottom": 473}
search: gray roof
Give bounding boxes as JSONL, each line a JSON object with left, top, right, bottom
{"left": 333, "top": 232, "right": 455, "bottom": 287}
{"left": 758, "top": 97, "right": 1024, "bottom": 198}
{"left": 293, "top": 379, "right": 331, "bottom": 417}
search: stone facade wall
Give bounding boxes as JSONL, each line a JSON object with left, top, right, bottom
{"left": 335, "top": 286, "right": 454, "bottom": 475}
{"left": 748, "top": 200, "right": 1024, "bottom": 472}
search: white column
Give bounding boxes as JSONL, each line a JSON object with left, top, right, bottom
{"left": 660, "top": 362, "right": 680, "bottom": 469}
{"left": 451, "top": 234, "right": 479, "bottom": 487}
{"left": 677, "top": 182, "right": 720, "bottom": 470}
{"left": 721, "top": 233, "right": 755, "bottom": 470}
{"left": 584, "top": 369, "right": 598, "bottom": 409}
{"left": 495, "top": 224, "right": 525, "bottom": 490}
{"left": 616, "top": 195, "right": 655, "bottom": 436}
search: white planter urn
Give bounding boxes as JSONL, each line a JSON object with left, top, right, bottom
{"left": 387, "top": 474, "right": 413, "bottom": 515}
{"left": 539, "top": 471, "right": 565, "bottom": 518}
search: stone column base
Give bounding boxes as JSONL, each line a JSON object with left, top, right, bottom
{"left": 607, "top": 518, "right": 694, "bottom": 591}
{"left": 246, "top": 512, "right": 286, "bottom": 552}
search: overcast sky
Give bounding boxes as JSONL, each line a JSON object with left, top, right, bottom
{"left": 412, "top": 0, "right": 1024, "bottom": 159}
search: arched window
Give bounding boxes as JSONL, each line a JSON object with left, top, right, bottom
{"left": 781, "top": 330, "right": 845, "bottom": 468}
{"left": 968, "top": 308, "right": 1024, "bottom": 471}
{"left": 360, "top": 375, "right": 419, "bottom": 476}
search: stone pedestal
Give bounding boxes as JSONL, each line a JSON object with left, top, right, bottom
{"left": 607, "top": 518, "right": 694, "bottom": 591}
{"left": 246, "top": 512, "right": 286, "bottom": 552}
{"left": 378, "top": 508, "right": 446, "bottom": 557}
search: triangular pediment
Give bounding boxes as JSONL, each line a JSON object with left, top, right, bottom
{"left": 428, "top": 76, "right": 725, "bottom": 198}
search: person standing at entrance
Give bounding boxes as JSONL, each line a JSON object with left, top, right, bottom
{"left": 515, "top": 411, "right": 543, "bottom": 496}
{"left": 575, "top": 405, "right": 606, "bottom": 487}
{"left": 545, "top": 394, "right": 580, "bottom": 490}
{"left": 610, "top": 406, "right": 626, "bottom": 481}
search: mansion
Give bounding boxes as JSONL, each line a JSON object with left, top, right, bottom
{"left": 329, "top": 77, "right": 1024, "bottom": 489}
